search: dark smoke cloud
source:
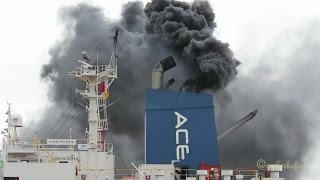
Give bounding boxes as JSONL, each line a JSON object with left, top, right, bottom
{"left": 39, "top": 2, "right": 171, "bottom": 166}
{"left": 41, "top": 4, "right": 112, "bottom": 102}
{"left": 215, "top": 22, "right": 320, "bottom": 179}
{"left": 36, "top": 1, "right": 317, "bottom": 179}
{"left": 39, "top": 0, "right": 238, "bottom": 166}
{"left": 121, "top": 1, "right": 146, "bottom": 33}
{"left": 144, "top": 0, "right": 239, "bottom": 91}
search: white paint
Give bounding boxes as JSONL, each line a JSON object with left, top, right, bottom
{"left": 137, "top": 164, "right": 175, "bottom": 180}
{"left": 1, "top": 147, "right": 115, "bottom": 179}
{"left": 174, "top": 111, "right": 188, "bottom": 129}
{"left": 174, "top": 112, "right": 190, "bottom": 161}
{"left": 47, "top": 139, "right": 76, "bottom": 145}
{"left": 176, "top": 129, "right": 189, "bottom": 144}
{"left": 176, "top": 145, "right": 190, "bottom": 161}
{"left": 196, "top": 170, "right": 207, "bottom": 180}
{"left": 4, "top": 163, "right": 75, "bottom": 180}
{"left": 77, "top": 144, "right": 89, "bottom": 151}
{"left": 221, "top": 170, "right": 233, "bottom": 180}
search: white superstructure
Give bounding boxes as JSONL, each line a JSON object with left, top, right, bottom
{"left": 0, "top": 31, "right": 119, "bottom": 180}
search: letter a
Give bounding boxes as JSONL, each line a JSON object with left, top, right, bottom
{"left": 175, "top": 111, "right": 187, "bottom": 129}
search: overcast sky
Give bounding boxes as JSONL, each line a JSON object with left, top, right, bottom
{"left": 0, "top": 0, "right": 319, "bottom": 179}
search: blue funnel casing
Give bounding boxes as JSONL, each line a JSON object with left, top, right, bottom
{"left": 145, "top": 89, "right": 220, "bottom": 169}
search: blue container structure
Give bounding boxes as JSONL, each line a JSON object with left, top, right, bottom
{"left": 145, "top": 89, "right": 220, "bottom": 169}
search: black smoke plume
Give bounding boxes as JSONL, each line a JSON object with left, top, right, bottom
{"left": 121, "top": 1, "right": 145, "bottom": 33}
{"left": 145, "top": 0, "right": 240, "bottom": 91}
{"left": 36, "top": 1, "right": 316, "bottom": 179}
{"left": 39, "top": 0, "right": 238, "bottom": 166}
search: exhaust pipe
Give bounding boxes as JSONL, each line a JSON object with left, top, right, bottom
{"left": 164, "top": 78, "right": 175, "bottom": 90}
{"left": 152, "top": 56, "right": 176, "bottom": 89}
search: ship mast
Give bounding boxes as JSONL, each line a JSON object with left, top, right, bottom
{"left": 2, "top": 103, "right": 23, "bottom": 148}
{"left": 67, "top": 30, "right": 118, "bottom": 152}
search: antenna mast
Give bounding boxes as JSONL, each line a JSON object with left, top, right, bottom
{"left": 67, "top": 30, "right": 119, "bottom": 152}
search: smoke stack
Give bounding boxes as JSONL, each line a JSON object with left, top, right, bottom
{"left": 164, "top": 78, "right": 175, "bottom": 90}
{"left": 152, "top": 56, "right": 176, "bottom": 89}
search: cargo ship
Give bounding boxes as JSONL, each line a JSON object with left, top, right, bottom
{"left": 0, "top": 31, "right": 285, "bottom": 180}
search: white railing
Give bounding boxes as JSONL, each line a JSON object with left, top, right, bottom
{"left": 231, "top": 169, "right": 259, "bottom": 179}
{"left": 114, "top": 168, "right": 259, "bottom": 180}
{"left": 71, "top": 64, "right": 117, "bottom": 78}
{"left": 75, "top": 65, "right": 117, "bottom": 77}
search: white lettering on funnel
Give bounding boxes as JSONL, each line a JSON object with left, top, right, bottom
{"left": 174, "top": 112, "right": 190, "bottom": 161}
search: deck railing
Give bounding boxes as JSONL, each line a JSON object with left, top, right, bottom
{"left": 112, "top": 168, "right": 259, "bottom": 180}
{"left": 3, "top": 137, "right": 113, "bottom": 154}
{"left": 74, "top": 65, "right": 117, "bottom": 77}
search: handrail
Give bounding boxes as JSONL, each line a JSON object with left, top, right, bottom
{"left": 3, "top": 137, "right": 113, "bottom": 154}
{"left": 104, "top": 168, "right": 259, "bottom": 179}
